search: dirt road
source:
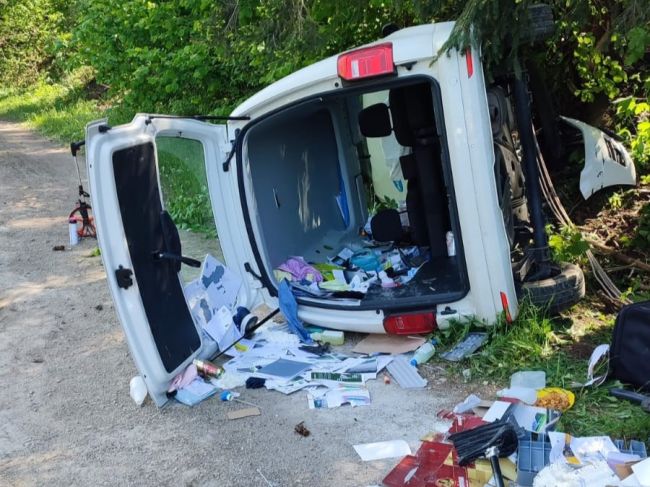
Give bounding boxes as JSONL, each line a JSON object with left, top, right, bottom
{"left": 0, "top": 120, "right": 463, "bottom": 486}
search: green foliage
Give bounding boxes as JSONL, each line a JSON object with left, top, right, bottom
{"left": 608, "top": 191, "right": 623, "bottom": 210}
{"left": 157, "top": 138, "right": 215, "bottom": 234}
{"left": 633, "top": 202, "right": 650, "bottom": 250}
{"left": 437, "top": 303, "right": 650, "bottom": 437}
{"left": 0, "top": 67, "right": 103, "bottom": 142}
{"left": 547, "top": 225, "right": 589, "bottom": 264}
{"left": 0, "top": 0, "right": 68, "bottom": 86}
{"left": 573, "top": 32, "right": 627, "bottom": 102}
{"left": 616, "top": 96, "right": 650, "bottom": 172}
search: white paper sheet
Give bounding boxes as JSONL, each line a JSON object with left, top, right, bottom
{"left": 353, "top": 440, "right": 411, "bottom": 461}
{"left": 203, "top": 305, "right": 242, "bottom": 351}
{"left": 632, "top": 457, "right": 650, "bottom": 486}
{"left": 201, "top": 254, "right": 241, "bottom": 311}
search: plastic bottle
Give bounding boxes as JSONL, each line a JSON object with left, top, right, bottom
{"left": 446, "top": 231, "right": 456, "bottom": 257}
{"left": 129, "top": 376, "right": 147, "bottom": 406}
{"left": 69, "top": 218, "right": 79, "bottom": 246}
{"left": 310, "top": 330, "right": 344, "bottom": 346}
{"left": 410, "top": 340, "right": 437, "bottom": 366}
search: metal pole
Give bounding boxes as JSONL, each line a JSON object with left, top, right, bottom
{"left": 513, "top": 76, "right": 551, "bottom": 277}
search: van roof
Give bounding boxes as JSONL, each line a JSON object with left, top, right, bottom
{"left": 231, "top": 22, "right": 455, "bottom": 118}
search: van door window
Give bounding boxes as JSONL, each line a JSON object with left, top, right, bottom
{"left": 156, "top": 136, "right": 224, "bottom": 283}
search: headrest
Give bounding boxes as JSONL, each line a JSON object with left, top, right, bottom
{"left": 389, "top": 83, "right": 436, "bottom": 147}
{"left": 370, "top": 208, "right": 403, "bottom": 243}
{"left": 358, "top": 103, "right": 392, "bottom": 138}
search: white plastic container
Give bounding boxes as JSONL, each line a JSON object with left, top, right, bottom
{"left": 510, "top": 370, "right": 546, "bottom": 390}
{"left": 446, "top": 231, "right": 456, "bottom": 256}
{"left": 410, "top": 340, "right": 436, "bottom": 366}
{"left": 496, "top": 386, "right": 538, "bottom": 405}
{"left": 69, "top": 218, "right": 79, "bottom": 246}
{"left": 129, "top": 376, "right": 147, "bottom": 406}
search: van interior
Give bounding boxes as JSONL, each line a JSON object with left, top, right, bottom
{"left": 241, "top": 79, "right": 469, "bottom": 310}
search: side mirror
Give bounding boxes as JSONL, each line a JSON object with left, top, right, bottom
{"left": 358, "top": 103, "right": 392, "bottom": 138}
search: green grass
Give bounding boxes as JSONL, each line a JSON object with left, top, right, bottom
{"left": 433, "top": 302, "right": 650, "bottom": 439}
{"left": 156, "top": 137, "right": 215, "bottom": 235}
{"left": 0, "top": 74, "right": 214, "bottom": 234}
{"left": 0, "top": 68, "right": 106, "bottom": 142}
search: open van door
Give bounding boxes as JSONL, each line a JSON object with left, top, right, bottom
{"left": 86, "top": 114, "right": 258, "bottom": 406}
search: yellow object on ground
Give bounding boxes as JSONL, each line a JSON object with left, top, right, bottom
{"left": 535, "top": 387, "right": 575, "bottom": 411}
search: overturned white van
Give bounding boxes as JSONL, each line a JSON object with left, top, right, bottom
{"left": 85, "top": 21, "right": 635, "bottom": 405}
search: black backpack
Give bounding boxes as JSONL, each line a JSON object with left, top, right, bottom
{"left": 610, "top": 301, "right": 650, "bottom": 391}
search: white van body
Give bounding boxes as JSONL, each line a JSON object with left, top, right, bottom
{"left": 86, "top": 22, "right": 634, "bottom": 405}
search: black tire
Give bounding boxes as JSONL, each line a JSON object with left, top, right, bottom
{"left": 518, "top": 262, "right": 585, "bottom": 314}
{"left": 523, "top": 4, "right": 555, "bottom": 44}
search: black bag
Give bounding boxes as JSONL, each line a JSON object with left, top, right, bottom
{"left": 610, "top": 301, "right": 650, "bottom": 391}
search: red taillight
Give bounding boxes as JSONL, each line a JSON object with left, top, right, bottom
{"left": 500, "top": 291, "right": 512, "bottom": 323}
{"left": 465, "top": 47, "right": 474, "bottom": 78}
{"left": 337, "top": 43, "right": 394, "bottom": 81}
{"left": 383, "top": 312, "right": 436, "bottom": 335}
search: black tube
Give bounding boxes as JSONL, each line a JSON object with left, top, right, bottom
{"left": 489, "top": 454, "right": 505, "bottom": 487}
{"left": 513, "top": 77, "right": 551, "bottom": 271}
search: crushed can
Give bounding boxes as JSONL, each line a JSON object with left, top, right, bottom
{"left": 193, "top": 359, "right": 224, "bottom": 379}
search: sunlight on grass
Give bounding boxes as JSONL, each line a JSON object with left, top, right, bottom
{"left": 0, "top": 67, "right": 104, "bottom": 143}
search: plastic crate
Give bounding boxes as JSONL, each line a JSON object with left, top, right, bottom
{"left": 613, "top": 439, "right": 647, "bottom": 458}
{"left": 516, "top": 433, "right": 551, "bottom": 487}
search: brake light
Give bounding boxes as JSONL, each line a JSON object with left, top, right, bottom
{"left": 384, "top": 312, "right": 436, "bottom": 335}
{"left": 465, "top": 47, "right": 474, "bottom": 78}
{"left": 337, "top": 43, "right": 394, "bottom": 81}
{"left": 500, "top": 291, "right": 512, "bottom": 323}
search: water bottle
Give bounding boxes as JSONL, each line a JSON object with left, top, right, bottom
{"left": 410, "top": 340, "right": 436, "bottom": 366}
{"left": 446, "top": 231, "right": 456, "bottom": 257}
{"left": 129, "top": 376, "right": 147, "bottom": 406}
{"left": 69, "top": 218, "right": 79, "bottom": 246}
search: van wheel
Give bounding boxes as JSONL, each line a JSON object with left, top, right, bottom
{"left": 518, "top": 262, "right": 585, "bottom": 314}
{"left": 523, "top": 4, "right": 555, "bottom": 44}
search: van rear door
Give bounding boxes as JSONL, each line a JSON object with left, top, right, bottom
{"left": 86, "top": 114, "right": 258, "bottom": 406}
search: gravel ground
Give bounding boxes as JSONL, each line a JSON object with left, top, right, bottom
{"left": 0, "top": 120, "right": 466, "bottom": 487}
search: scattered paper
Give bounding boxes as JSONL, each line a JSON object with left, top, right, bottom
{"left": 308, "top": 385, "right": 370, "bottom": 409}
{"left": 257, "top": 358, "right": 312, "bottom": 379}
{"left": 174, "top": 378, "right": 219, "bottom": 406}
{"left": 203, "top": 305, "right": 242, "bottom": 351}
{"left": 353, "top": 334, "right": 425, "bottom": 355}
{"left": 227, "top": 407, "right": 261, "bottom": 420}
{"left": 453, "top": 394, "right": 482, "bottom": 414}
{"left": 549, "top": 433, "right": 620, "bottom": 466}
{"left": 630, "top": 458, "right": 650, "bottom": 487}
{"left": 354, "top": 440, "right": 411, "bottom": 461}
{"left": 510, "top": 403, "right": 558, "bottom": 433}
{"left": 265, "top": 378, "right": 313, "bottom": 395}
{"left": 202, "top": 254, "right": 242, "bottom": 311}
{"left": 309, "top": 371, "right": 363, "bottom": 384}
{"left": 482, "top": 400, "right": 512, "bottom": 422}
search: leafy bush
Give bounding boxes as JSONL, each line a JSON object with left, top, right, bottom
{"left": 633, "top": 202, "right": 650, "bottom": 250}
{"left": 548, "top": 224, "right": 589, "bottom": 264}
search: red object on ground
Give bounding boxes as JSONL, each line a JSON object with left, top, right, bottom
{"left": 383, "top": 441, "right": 469, "bottom": 487}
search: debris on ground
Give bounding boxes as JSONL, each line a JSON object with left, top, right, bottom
{"left": 380, "top": 364, "right": 650, "bottom": 487}
{"left": 354, "top": 440, "right": 411, "bottom": 462}
{"left": 226, "top": 407, "right": 261, "bottom": 420}
{"left": 294, "top": 421, "right": 310, "bottom": 437}
{"left": 52, "top": 245, "right": 65, "bottom": 251}
{"left": 440, "top": 332, "right": 488, "bottom": 361}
